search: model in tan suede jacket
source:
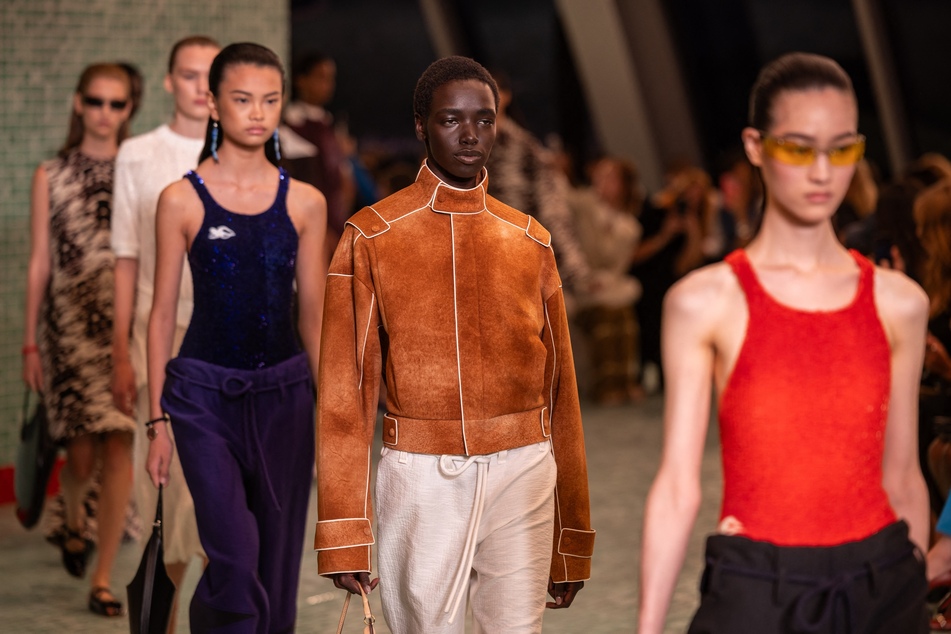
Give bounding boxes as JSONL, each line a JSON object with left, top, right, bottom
{"left": 314, "top": 158, "right": 594, "bottom": 578}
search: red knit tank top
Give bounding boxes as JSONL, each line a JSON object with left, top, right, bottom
{"left": 718, "top": 249, "right": 896, "bottom": 546}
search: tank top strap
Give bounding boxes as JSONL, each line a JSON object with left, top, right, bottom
{"left": 275, "top": 167, "right": 290, "bottom": 214}
{"left": 847, "top": 248, "right": 876, "bottom": 309}
{"left": 184, "top": 170, "right": 218, "bottom": 210}
{"left": 724, "top": 249, "right": 766, "bottom": 308}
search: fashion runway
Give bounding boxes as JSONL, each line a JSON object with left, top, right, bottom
{"left": 0, "top": 395, "right": 722, "bottom": 633}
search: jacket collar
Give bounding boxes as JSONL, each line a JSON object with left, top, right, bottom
{"left": 417, "top": 161, "right": 488, "bottom": 215}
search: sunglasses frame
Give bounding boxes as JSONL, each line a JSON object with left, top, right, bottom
{"left": 81, "top": 95, "right": 129, "bottom": 112}
{"left": 758, "top": 132, "right": 866, "bottom": 167}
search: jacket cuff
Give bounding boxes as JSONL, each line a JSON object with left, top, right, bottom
{"left": 557, "top": 527, "right": 595, "bottom": 558}
{"left": 549, "top": 528, "right": 595, "bottom": 583}
{"left": 317, "top": 546, "right": 372, "bottom": 577}
{"left": 314, "top": 518, "right": 374, "bottom": 575}
{"left": 314, "top": 518, "right": 374, "bottom": 551}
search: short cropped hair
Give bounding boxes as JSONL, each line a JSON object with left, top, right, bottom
{"left": 413, "top": 56, "right": 499, "bottom": 122}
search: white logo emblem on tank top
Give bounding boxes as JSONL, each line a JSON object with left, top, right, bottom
{"left": 208, "top": 226, "right": 236, "bottom": 240}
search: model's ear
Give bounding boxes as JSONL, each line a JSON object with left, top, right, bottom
{"left": 414, "top": 113, "right": 425, "bottom": 142}
{"left": 742, "top": 127, "right": 764, "bottom": 167}
{"left": 163, "top": 73, "right": 173, "bottom": 95}
{"left": 73, "top": 92, "right": 83, "bottom": 117}
{"left": 207, "top": 92, "right": 219, "bottom": 122}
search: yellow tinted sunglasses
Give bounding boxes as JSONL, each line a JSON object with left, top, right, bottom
{"left": 760, "top": 133, "right": 866, "bottom": 167}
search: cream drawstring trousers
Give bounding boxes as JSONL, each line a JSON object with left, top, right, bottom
{"left": 376, "top": 440, "right": 556, "bottom": 634}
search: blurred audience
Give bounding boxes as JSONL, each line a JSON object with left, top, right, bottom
{"left": 567, "top": 157, "right": 644, "bottom": 405}
{"left": 281, "top": 52, "right": 353, "bottom": 248}
{"left": 716, "top": 148, "right": 761, "bottom": 250}
{"left": 630, "top": 163, "right": 709, "bottom": 391}
{"left": 485, "top": 70, "right": 591, "bottom": 299}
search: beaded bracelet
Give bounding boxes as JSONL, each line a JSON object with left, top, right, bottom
{"left": 145, "top": 413, "right": 170, "bottom": 440}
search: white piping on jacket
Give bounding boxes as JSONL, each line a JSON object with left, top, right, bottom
{"left": 357, "top": 293, "right": 376, "bottom": 390}
{"left": 449, "top": 215, "right": 469, "bottom": 455}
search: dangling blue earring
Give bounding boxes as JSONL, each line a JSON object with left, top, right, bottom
{"left": 272, "top": 129, "right": 281, "bottom": 161}
{"left": 211, "top": 120, "right": 219, "bottom": 163}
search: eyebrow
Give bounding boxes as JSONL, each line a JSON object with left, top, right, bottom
{"left": 774, "top": 131, "right": 859, "bottom": 143}
{"left": 435, "top": 107, "right": 496, "bottom": 116}
{"left": 228, "top": 89, "right": 282, "bottom": 97}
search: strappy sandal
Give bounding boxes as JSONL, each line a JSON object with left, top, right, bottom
{"left": 88, "top": 586, "right": 124, "bottom": 617}
{"left": 931, "top": 591, "right": 951, "bottom": 631}
{"left": 61, "top": 528, "right": 92, "bottom": 578}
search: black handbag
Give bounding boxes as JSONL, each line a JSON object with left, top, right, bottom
{"left": 14, "top": 390, "right": 58, "bottom": 529}
{"left": 127, "top": 485, "right": 175, "bottom": 634}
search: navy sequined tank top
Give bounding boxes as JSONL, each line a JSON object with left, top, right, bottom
{"left": 178, "top": 168, "right": 301, "bottom": 369}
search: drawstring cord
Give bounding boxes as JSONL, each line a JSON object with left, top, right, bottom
{"left": 222, "top": 376, "right": 282, "bottom": 512}
{"left": 437, "top": 453, "right": 498, "bottom": 624}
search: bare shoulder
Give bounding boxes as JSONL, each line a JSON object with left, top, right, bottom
{"left": 156, "top": 178, "right": 203, "bottom": 237}
{"left": 874, "top": 266, "right": 929, "bottom": 321}
{"left": 287, "top": 178, "right": 327, "bottom": 215}
{"left": 32, "top": 163, "right": 48, "bottom": 185}
{"left": 665, "top": 261, "right": 740, "bottom": 323}
{"left": 158, "top": 178, "right": 200, "bottom": 210}
{"left": 873, "top": 266, "right": 929, "bottom": 346}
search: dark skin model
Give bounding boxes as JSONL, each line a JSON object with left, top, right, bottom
{"left": 330, "top": 78, "right": 584, "bottom": 611}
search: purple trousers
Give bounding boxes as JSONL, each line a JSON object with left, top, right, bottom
{"left": 162, "top": 353, "right": 314, "bottom": 634}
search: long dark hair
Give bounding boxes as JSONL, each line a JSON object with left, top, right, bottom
{"left": 198, "top": 42, "right": 286, "bottom": 166}
{"left": 59, "top": 63, "right": 133, "bottom": 157}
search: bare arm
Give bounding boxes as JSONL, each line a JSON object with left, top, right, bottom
{"left": 288, "top": 180, "right": 328, "bottom": 381}
{"left": 110, "top": 148, "right": 141, "bottom": 415}
{"left": 23, "top": 165, "right": 51, "bottom": 392}
{"left": 876, "top": 268, "right": 930, "bottom": 552}
{"left": 638, "top": 270, "right": 720, "bottom": 634}
{"left": 111, "top": 257, "right": 138, "bottom": 415}
{"left": 145, "top": 182, "right": 193, "bottom": 487}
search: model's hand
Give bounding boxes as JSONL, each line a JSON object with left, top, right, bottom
{"left": 331, "top": 572, "right": 379, "bottom": 595}
{"left": 146, "top": 424, "right": 174, "bottom": 488}
{"left": 546, "top": 577, "right": 584, "bottom": 609}
{"left": 111, "top": 358, "right": 137, "bottom": 416}
{"left": 22, "top": 350, "right": 43, "bottom": 392}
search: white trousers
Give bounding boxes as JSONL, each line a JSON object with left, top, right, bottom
{"left": 376, "top": 440, "right": 556, "bottom": 634}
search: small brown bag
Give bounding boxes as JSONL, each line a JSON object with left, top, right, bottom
{"left": 335, "top": 586, "right": 376, "bottom": 634}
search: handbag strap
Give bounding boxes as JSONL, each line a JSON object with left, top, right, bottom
{"left": 335, "top": 585, "right": 375, "bottom": 634}
{"left": 21, "top": 389, "right": 37, "bottom": 423}
{"left": 155, "top": 484, "right": 164, "bottom": 535}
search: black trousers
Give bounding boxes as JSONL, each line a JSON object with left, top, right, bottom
{"left": 688, "top": 522, "right": 928, "bottom": 634}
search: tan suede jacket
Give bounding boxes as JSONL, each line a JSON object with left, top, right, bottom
{"left": 314, "top": 162, "right": 594, "bottom": 583}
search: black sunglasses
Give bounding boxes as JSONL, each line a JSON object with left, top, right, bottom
{"left": 82, "top": 95, "right": 128, "bottom": 111}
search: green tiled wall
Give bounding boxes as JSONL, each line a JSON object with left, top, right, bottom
{"left": 0, "top": 1, "right": 288, "bottom": 464}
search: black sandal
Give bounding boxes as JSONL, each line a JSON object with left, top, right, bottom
{"left": 61, "top": 528, "right": 92, "bottom": 578}
{"left": 89, "top": 586, "right": 123, "bottom": 617}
